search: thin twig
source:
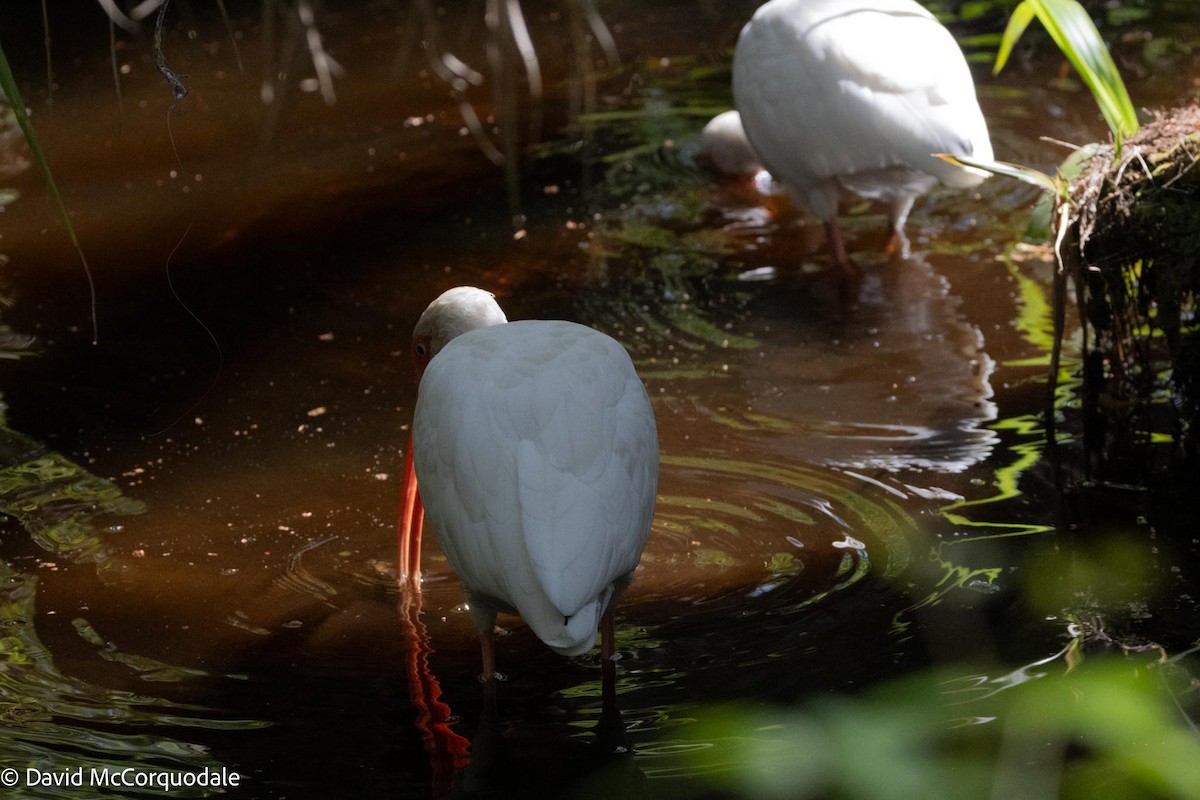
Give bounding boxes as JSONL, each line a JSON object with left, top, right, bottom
{"left": 109, "top": 18, "right": 123, "bottom": 122}
{"left": 40, "top": 0, "right": 53, "bottom": 105}
{"left": 215, "top": 0, "right": 245, "bottom": 73}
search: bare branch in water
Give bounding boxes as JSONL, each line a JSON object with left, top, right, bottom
{"left": 413, "top": 0, "right": 502, "bottom": 164}
{"left": 215, "top": 0, "right": 245, "bottom": 74}
{"left": 580, "top": 0, "right": 620, "bottom": 67}
{"left": 565, "top": 0, "right": 598, "bottom": 197}
{"left": 40, "top": 0, "right": 53, "bottom": 104}
{"left": 452, "top": 90, "right": 505, "bottom": 166}
{"left": 403, "top": 0, "right": 620, "bottom": 227}
{"left": 486, "top": 0, "right": 523, "bottom": 227}
{"left": 258, "top": 0, "right": 307, "bottom": 145}
{"left": 439, "top": 52, "right": 484, "bottom": 88}
{"left": 153, "top": 0, "right": 189, "bottom": 106}
{"left": 504, "top": 0, "right": 543, "bottom": 141}
{"left": 109, "top": 18, "right": 123, "bottom": 120}
{"left": 130, "top": 0, "right": 167, "bottom": 21}
{"left": 95, "top": 0, "right": 141, "bottom": 31}
{"left": 260, "top": 0, "right": 279, "bottom": 105}
{"left": 297, "top": 0, "right": 343, "bottom": 106}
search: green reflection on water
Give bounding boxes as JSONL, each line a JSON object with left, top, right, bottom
{"left": 0, "top": 410, "right": 144, "bottom": 568}
{"left": 662, "top": 454, "right": 913, "bottom": 580}
{"left": 893, "top": 411, "right": 1054, "bottom": 634}
{"left": 940, "top": 415, "right": 1053, "bottom": 540}
{"left": 0, "top": 559, "right": 267, "bottom": 799}
{"left": 0, "top": 409, "right": 268, "bottom": 796}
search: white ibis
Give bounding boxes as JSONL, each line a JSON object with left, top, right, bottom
{"left": 732, "top": 0, "right": 993, "bottom": 274}
{"left": 397, "top": 287, "right": 659, "bottom": 690}
{"left": 700, "top": 109, "right": 764, "bottom": 179}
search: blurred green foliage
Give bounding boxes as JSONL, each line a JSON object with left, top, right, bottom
{"left": 686, "top": 657, "right": 1200, "bottom": 800}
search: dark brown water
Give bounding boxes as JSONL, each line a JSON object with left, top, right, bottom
{"left": 0, "top": 2, "right": 1197, "bottom": 798}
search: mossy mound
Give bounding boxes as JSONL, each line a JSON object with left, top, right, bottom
{"left": 1065, "top": 105, "right": 1200, "bottom": 471}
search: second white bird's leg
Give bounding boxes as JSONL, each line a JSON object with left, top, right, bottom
{"left": 823, "top": 220, "right": 861, "bottom": 282}
{"left": 885, "top": 195, "right": 916, "bottom": 260}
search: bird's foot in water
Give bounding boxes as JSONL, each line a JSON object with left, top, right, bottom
{"left": 823, "top": 219, "right": 864, "bottom": 295}
{"left": 593, "top": 704, "right": 632, "bottom": 755}
{"left": 476, "top": 670, "right": 507, "bottom": 685}
{"left": 885, "top": 228, "right": 912, "bottom": 261}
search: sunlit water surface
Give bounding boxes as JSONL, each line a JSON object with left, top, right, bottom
{"left": 0, "top": 1, "right": 1197, "bottom": 797}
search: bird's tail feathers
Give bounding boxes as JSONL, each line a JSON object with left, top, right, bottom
{"left": 524, "top": 587, "right": 613, "bottom": 657}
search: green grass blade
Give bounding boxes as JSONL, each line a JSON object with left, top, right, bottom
{"left": 0, "top": 37, "right": 98, "bottom": 344}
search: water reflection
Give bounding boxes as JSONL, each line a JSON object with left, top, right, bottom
{"left": 0, "top": 414, "right": 268, "bottom": 796}
{"left": 0, "top": 561, "right": 267, "bottom": 798}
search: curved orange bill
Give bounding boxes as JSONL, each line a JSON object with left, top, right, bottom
{"left": 397, "top": 429, "right": 424, "bottom": 586}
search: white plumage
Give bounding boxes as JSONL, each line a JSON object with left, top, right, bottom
{"left": 732, "top": 0, "right": 993, "bottom": 269}
{"left": 700, "top": 109, "right": 764, "bottom": 178}
{"left": 399, "top": 287, "right": 658, "bottom": 669}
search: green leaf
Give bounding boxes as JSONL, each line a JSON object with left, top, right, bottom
{"left": 935, "top": 153, "right": 1063, "bottom": 196}
{"left": 995, "top": 0, "right": 1139, "bottom": 144}
{"left": 994, "top": 2, "right": 1036, "bottom": 75}
{"left": 0, "top": 38, "right": 98, "bottom": 343}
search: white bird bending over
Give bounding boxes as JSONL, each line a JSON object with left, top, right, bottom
{"left": 397, "top": 287, "right": 659, "bottom": 685}
{"left": 732, "top": 0, "right": 993, "bottom": 274}
{"left": 699, "top": 110, "right": 784, "bottom": 197}
{"left": 700, "top": 109, "right": 764, "bottom": 178}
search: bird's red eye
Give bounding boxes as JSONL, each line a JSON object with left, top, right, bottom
{"left": 412, "top": 336, "right": 434, "bottom": 382}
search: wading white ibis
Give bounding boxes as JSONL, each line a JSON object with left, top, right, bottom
{"left": 397, "top": 287, "right": 658, "bottom": 688}
{"left": 732, "top": 0, "right": 993, "bottom": 274}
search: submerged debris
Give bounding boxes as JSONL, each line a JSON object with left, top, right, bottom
{"left": 1064, "top": 105, "right": 1200, "bottom": 473}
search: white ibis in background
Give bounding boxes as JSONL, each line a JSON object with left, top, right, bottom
{"left": 732, "top": 0, "right": 993, "bottom": 275}
{"left": 397, "top": 286, "right": 659, "bottom": 691}
{"left": 700, "top": 109, "right": 764, "bottom": 178}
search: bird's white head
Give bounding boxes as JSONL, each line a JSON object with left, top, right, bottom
{"left": 699, "top": 110, "right": 762, "bottom": 178}
{"left": 411, "top": 286, "right": 509, "bottom": 381}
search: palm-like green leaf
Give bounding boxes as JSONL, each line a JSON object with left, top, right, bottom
{"left": 936, "top": 153, "right": 1063, "bottom": 196}
{"left": 995, "top": 0, "right": 1139, "bottom": 145}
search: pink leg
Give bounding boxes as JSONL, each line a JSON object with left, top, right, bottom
{"left": 885, "top": 196, "right": 914, "bottom": 260}
{"left": 885, "top": 227, "right": 911, "bottom": 260}
{"left": 823, "top": 220, "right": 861, "bottom": 282}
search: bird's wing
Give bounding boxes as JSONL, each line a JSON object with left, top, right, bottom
{"left": 733, "top": 0, "right": 992, "bottom": 211}
{"left": 413, "top": 321, "right": 658, "bottom": 651}
{"left": 509, "top": 324, "right": 658, "bottom": 612}
{"left": 818, "top": 10, "right": 993, "bottom": 184}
